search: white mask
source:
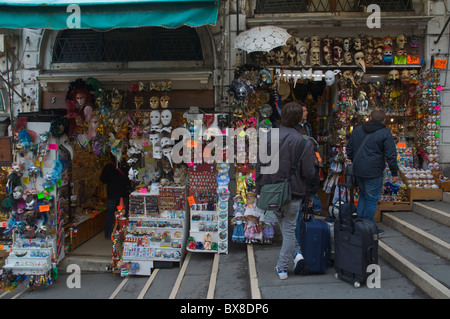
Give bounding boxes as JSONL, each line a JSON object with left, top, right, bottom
{"left": 163, "top": 147, "right": 173, "bottom": 167}
{"left": 160, "top": 137, "right": 174, "bottom": 148}
{"left": 150, "top": 110, "right": 161, "bottom": 125}
{"left": 153, "top": 146, "right": 162, "bottom": 159}
{"left": 149, "top": 133, "right": 161, "bottom": 147}
{"left": 13, "top": 186, "right": 24, "bottom": 200}
{"left": 161, "top": 110, "right": 172, "bottom": 126}
{"left": 324, "top": 70, "right": 336, "bottom": 86}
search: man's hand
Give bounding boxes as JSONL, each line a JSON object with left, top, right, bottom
{"left": 392, "top": 175, "right": 400, "bottom": 183}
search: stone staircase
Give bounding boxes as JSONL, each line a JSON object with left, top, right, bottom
{"left": 379, "top": 192, "right": 450, "bottom": 299}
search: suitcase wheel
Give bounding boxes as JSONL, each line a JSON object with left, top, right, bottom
{"left": 354, "top": 281, "right": 361, "bottom": 288}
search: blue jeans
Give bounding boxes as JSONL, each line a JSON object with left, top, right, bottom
{"left": 354, "top": 176, "right": 383, "bottom": 223}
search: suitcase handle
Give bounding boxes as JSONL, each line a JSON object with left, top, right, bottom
{"left": 367, "top": 245, "right": 376, "bottom": 263}
{"left": 337, "top": 183, "right": 357, "bottom": 226}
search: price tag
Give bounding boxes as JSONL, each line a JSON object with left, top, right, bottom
{"left": 397, "top": 142, "right": 406, "bottom": 149}
{"left": 187, "top": 196, "right": 196, "bottom": 207}
{"left": 394, "top": 56, "right": 407, "bottom": 65}
{"left": 37, "top": 192, "right": 45, "bottom": 199}
{"left": 140, "top": 188, "right": 147, "bottom": 194}
{"left": 407, "top": 55, "right": 420, "bottom": 64}
{"left": 22, "top": 176, "right": 29, "bottom": 184}
{"left": 39, "top": 204, "right": 50, "bottom": 212}
{"left": 434, "top": 58, "right": 448, "bottom": 69}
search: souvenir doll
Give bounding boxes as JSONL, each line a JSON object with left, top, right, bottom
{"left": 65, "top": 79, "right": 94, "bottom": 134}
{"left": 231, "top": 212, "right": 245, "bottom": 242}
{"left": 236, "top": 172, "right": 248, "bottom": 204}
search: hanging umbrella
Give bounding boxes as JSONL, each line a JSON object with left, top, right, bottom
{"left": 233, "top": 26, "right": 291, "bottom": 53}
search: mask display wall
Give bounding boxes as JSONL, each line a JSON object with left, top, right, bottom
{"left": 261, "top": 35, "right": 421, "bottom": 67}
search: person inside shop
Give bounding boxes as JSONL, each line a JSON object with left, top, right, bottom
{"left": 100, "top": 152, "right": 132, "bottom": 240}
{"left": 346, "top": 108, "right": 399, "bottom": 233}
{"left": 256, "top": 102, "right": 320, "bottom": 280}
{"left": 295, "top": 105, "right": 322, "bottom": 214}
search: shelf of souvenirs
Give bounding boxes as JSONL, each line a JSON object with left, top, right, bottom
{"left": 122, "top": 234, "right": 183, "bottom": 261}
{"left": 265, "top": 64, "right": 423, "bottom": 71}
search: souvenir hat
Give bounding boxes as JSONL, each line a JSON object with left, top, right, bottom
{"left": 277, "top": 80, "right": 291, "bottom": 100}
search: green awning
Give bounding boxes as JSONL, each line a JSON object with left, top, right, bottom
{"left": 0, "top": 0, "right": 219, "bottom": 29}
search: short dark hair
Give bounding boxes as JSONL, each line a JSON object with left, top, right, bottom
{"left": 280, "top": 102, "right": 303, "bottom": 127}
{"left": 370, "top": 108, "right": 386, "bottom": 122}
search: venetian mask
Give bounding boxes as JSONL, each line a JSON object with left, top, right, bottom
{"left": 396, "top": 34, "right": 407, "bottom": 49}
{"left": 310, "top": 46, "right": 321, "bottom": 66}
{"left": 13, "top": 186, "right": 24, "bottom": 200}
{"left": 354, "top": 51, "right": 366, "bottom": 72}
{"left": 134, "top": 95, "right": 144, "bottom": 111}
{"left": 161, "top": 109, "right": 172, "bottom": 126}
{"left": 149, "top": 133, "right": 161, "bottom": 147}
{"left": 160, "top": 95, "right": 170, "bottom": 109}
{"left": 150, "top": 110, "right": 161, "bottom": 125}
{"left": 344, "top": 51, "right": 353, "bottom": 64}
{"left": 153, "top": 146, "right": 162, "bottom": 159}
{"left": 259, "top": 104, "right": 273, "bottom": 118}
{"left": 298, "top": 46, "right": 308, "bottom": 66}
{"left": 388, "top": 70, "right": 400, "bottom": 80}
{"left": 160, "top": 137, "right": 173, "bottom": 148}
{"left": 324, "top": 70, "right": 336, "bottom": 86}
{"left": 163, "top": 147, "right": 173, "bottom": 167}
{"left": 343, "top": 38, "right": 351, "bottom": 51}
{"left": 322, "top": 46, "right": 332, "bottom": 65}
{"left": 401, "top": 70, "right": 411, "bottom": 86}
{"left": 353, "top": 38, "right": 362, "bottom": 51}
{"left": 149, "top": 96, "right": 160, "bottom": 109}
{"left": 311, "top": 36, "right": 321, "bottom": 48}
{"left": 217, "top": 114, "right": 229, "bottom": 130}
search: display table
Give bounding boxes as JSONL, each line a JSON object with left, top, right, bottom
{"left": 123, "top": 187, "right": 188, "bottom": 275}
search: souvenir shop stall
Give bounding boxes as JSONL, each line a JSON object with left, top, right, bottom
{"left": 0, "top": 115, "right": 73, "bottom": 291}
{"left": 239, "top": 33, "right": 448, "bottom": 220}
{"left": 39, "top": 77, "right": 235, "bottom": 276}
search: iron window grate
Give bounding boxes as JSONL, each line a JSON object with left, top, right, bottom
{"left": 255, "top": 0, "right": 413, "bottom": 13}
{"left": 52, "top": 27, "right": 203, "bottom": 63}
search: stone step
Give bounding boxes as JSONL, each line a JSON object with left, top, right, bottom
{"left": 380, "top": 201, "right": 450, "bottom": 299}
{"left": 383, "top": 211, "right": 450, "bottom": 260}
{"left": 412, "top": 201, "right": 450, "bottom": 227}
{"left": 378, "top": 224, "right": 450, "bottom": 299}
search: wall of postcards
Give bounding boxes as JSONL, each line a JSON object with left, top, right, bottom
{"left": 186, "top": 162, "right": 230, "bottom": 254}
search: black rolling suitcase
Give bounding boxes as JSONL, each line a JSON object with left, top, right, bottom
{"left": 334, "top": 183, "right": 378, "bottom": 288}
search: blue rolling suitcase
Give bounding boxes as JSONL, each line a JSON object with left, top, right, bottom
{"left": 334, "top": 183, "right": 379, "bottom": 288}
{"left": 299, "top": 204, "right": 331, "bottom": 274}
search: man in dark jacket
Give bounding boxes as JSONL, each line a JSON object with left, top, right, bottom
{"left": 100, "top": 153, "right": 131, "bottom": 239}
{"left": 256, "top": 102, "right": 319, "bottom": 280}
{"left": 346, "top": 108, "right": 399, "bottom": 224}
